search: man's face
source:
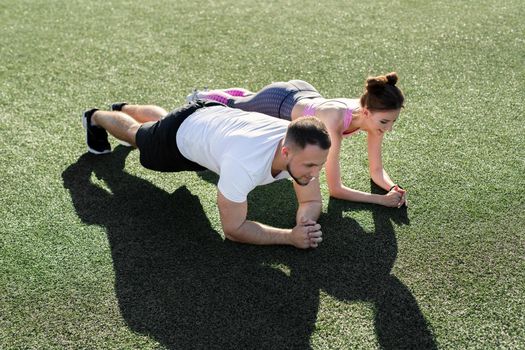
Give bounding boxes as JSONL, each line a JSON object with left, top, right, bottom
{"left": 285, "top": 144, "right": 329, "bottom": 186}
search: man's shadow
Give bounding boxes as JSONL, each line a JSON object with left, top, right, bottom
{"left": 63, "top": 148, "right": 436, "bottom": 349}
{"left": 63, "top": 147, "right": 317, "bottom": 349}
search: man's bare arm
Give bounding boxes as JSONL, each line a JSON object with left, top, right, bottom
{"left": 217, "top": 190, "right": 321, "bottom": 249}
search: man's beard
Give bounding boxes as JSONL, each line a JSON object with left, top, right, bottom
{"left": 287, "top": 164, "right": 310, "bottom": 186}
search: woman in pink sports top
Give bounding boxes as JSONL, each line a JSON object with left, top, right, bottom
{"left": 192, "top": 73, "right": 407, "bottom": 208}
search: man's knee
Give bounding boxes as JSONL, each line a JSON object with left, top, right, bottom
{"left": 127, "top": 124, "right": 141, "bottom": 147}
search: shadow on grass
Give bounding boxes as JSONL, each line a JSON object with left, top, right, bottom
{"left": 63, "top": 147, "right": 436, "bottom": 349}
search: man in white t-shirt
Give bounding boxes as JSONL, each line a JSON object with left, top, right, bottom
{"left": 82, "top": 100, "right": 331, "bottom": 249}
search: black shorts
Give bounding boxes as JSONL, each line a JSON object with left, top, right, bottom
{"left": 135, "top": 100, "right": 223, "bottom": 172}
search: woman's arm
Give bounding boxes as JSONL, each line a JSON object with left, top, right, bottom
{"left": 320, "top": 110, "right": 401, "bottom": 206}
{"left": 367, "top": 132, "right": 395, "bottom": 190}
{"left": 325, "top": 140, "right": 401, "bottom": 206}
{"left": 367, "top": 132, "right": 407, "bottom": 206}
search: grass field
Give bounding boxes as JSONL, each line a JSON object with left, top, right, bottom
{"left": 1, "top": 0, "right": 524, "bottom": 349}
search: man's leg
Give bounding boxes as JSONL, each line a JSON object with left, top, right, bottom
{"left": 91, "top": 110, "right": 141, "bottom": 147}
{"left": 111, "top": 103, "right": 168, "bottom": 123}
{"left": 119, "top": 104, "right": 168, "bottom": 123}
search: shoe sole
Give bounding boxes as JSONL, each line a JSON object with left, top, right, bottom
{"left": 116, "top": 139, "right": 132, "bottom": 147}
{"left": 186, "top": 93, "right": 195, "bottom": 104}
{"left": 82, "top": 111, "right": 112, "bottom": 155}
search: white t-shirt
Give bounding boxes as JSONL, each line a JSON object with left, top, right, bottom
{"left": 177, "top": 106, "right": 290, "bottom": 203}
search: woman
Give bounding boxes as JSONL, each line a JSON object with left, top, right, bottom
{"left": 188, "top": 73, "right": 407, "bottom": 207}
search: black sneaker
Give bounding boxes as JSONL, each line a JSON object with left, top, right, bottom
{"left": 110, "top": 102, "right": 127, "bottom": 112}
{"left": 82, "top": 109, "right": 111, "bottom": 154}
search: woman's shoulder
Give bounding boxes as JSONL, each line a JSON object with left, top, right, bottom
{"left": 313, "top": 109, "right": 346, "bottom": 136}
{"left": 313, "top": 98, "right": 358, "bottom": 111}
{"left": 328, "top": 98, "right": 359, "bottom": 108}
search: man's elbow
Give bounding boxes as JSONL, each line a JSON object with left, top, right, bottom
{"left": 224, "top": 231, "right": 240, "bottom": 242}
{"left": 222, "top": 224, "right": 243, "bottom": 242}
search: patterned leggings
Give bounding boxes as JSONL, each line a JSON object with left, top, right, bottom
{"left": 198, "top": 80, "right": 322, "bottom": 120}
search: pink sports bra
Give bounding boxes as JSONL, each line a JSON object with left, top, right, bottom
{"left": 303, "top": 100, "right": 358, "bottom": 137}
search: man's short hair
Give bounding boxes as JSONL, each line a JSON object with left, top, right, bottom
{"left": 284, "top": 116, "right": 331, "bottom": 150}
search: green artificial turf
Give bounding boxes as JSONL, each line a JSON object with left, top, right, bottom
{"left": 1, "top": 0, "right": 524, "bottom": 349}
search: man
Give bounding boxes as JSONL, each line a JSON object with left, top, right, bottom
{"left": 82, "top": 100, "right": 331, "bottom": 249}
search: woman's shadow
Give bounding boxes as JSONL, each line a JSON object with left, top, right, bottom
{"left": 284, "top": 187, "right": 436, "bottom": 350}
{"left": 63, "top": 147, "right": 436, "bottom": 349}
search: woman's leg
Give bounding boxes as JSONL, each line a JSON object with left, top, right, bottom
{"left": 222, "top": 88, "right": 253, "bottom": 97}
{"left": 195, "top": 82, "right": 291, "bottom": 118}
{"left": 196, "top": 81, "right": 317, "bottom": 119}
{"left": 194, "top": 90, "right": 233, "bottom": 105}
{"left": 226, "top": 81, "right": 295, "bottom": 118}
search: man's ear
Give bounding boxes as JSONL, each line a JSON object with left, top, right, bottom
{"left": 281, "top": 145, "right": 290, "bottom": 159}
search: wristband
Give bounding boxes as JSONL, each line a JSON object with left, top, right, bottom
{"left": 389, "top": 184, "right": 404, "bottom": 191}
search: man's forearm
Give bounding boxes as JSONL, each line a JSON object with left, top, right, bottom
{"left": 296, "top": 200, "right": 322, "bottom": 224}
{"left": 224, "top": 220, "right": 292, "bottom": 246}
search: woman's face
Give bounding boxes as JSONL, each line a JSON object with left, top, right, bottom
{"left": 364, "top": 108, "right": 401, "bottom": 135}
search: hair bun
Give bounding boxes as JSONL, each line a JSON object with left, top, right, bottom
{"left": 366, "top": 72, "right": 398, "bottom": 91}
{"left": 361, "top": 72, "right": 404, "bottom": 110}
{"left": 386, "top": 72, "right": 398, "bottom": 86}
{"left": 366, "top": 75, "right": 387, "bottom": 90}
